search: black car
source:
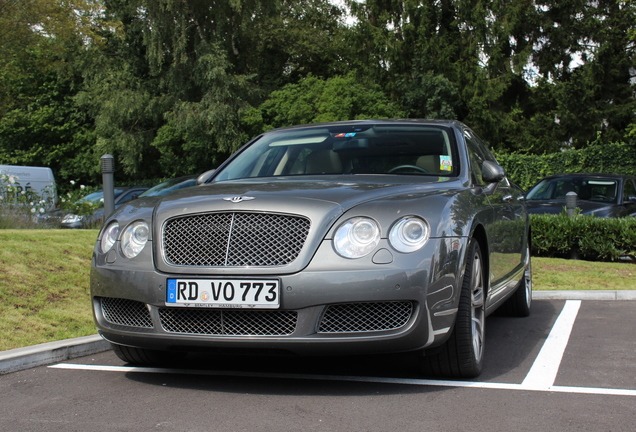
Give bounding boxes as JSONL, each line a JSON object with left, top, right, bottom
{"left": 138, "top": 176, "right": 197, "bottom": 198}
{"left": 61, "top": 186, "right": 149, "bottom": 228}
{"left": 525, "top": 173, "right": 636, "bottom": 217}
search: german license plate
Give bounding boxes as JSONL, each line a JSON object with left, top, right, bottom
{"left": 166, "top": 278, "right": 280, "bottom": 309}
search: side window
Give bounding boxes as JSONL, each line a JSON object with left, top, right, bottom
{"left": 473, "top": 135, "right": 498, "bottom": 164}
{"left": 466, "top": 129, "right": 510, "bottom": 186}
{"left": 624, "top": 179, "right": 636, "bottom": 202}
{"left": 464, "top": 131, "right": 486, "bottom": 186}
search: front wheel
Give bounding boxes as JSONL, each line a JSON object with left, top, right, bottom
{"left": 421, "top": 239, "right": 486, "bottom": 378}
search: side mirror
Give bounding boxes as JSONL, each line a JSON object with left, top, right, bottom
{"left": 197, "top": 169, "right": 216, "bottom": 185}
{"left": 482, "top": 161, "right": 505, "bottom": 183}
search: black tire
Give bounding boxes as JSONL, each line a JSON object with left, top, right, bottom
{"left": 497, "top": 243, "right": 532, "bottom": 317}
{"left": 111, "top": 343, "right": 185, "bottom": 366}
{"left": 421, "top": 239, "right": 486, "bottom": 378}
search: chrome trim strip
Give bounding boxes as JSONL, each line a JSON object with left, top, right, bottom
{"left": 224, "top": 213, "right": 236, "bottom": 266}
{"left": 433, "top": 308, "right": 458, "bottom": 317}
{"left": 433, "top": 327, "right": 451, "bottom": 336}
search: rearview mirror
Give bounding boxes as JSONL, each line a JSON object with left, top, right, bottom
{"left": 197, "top": 169, "right": 216, "bottom": 185}
{"left": 482, "top": 161, "right": 505, "bottom": 183}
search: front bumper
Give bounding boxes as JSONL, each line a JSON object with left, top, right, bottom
{"left": 90, "top": 237, "right": 466, "bottom": 356}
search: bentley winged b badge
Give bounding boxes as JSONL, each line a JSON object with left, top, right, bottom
{"left": 223, "top": 196, "right": 255, "bottom": 203}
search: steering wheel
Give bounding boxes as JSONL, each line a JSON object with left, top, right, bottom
{"left": 388, "top": 165, "right": 429, "bottom": 174}
{"left": 591, "top": 195, "right": 608, "bottom": 202}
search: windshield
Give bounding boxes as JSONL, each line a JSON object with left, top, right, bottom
{"left": 81, "top": 189, "right": 127, "bottom": 205}
{"left": 139, "top": 177, "right": 196, "bottom": 197}
{"left": 526, "top": 177, "right": 618, "bottom": 203}
{"left": 214, "top": 124, "right": 458, "bottom": 182}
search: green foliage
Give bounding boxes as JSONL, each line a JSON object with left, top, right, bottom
{"left": 345, "top": 0, "right": 635, "bottom": 153}
{"left": 399, "top": 72, "right": 460, "bottom": 120}
{"left": 496, "top": 139, "right": 636, "bottom": 190}
{"left": 0, "top": 10, "right": 100, "bottom": 186}
{"left": 531, "top": 212, "right": 636, "bottom": 262}
{"left": 248, "top": 74, "right": 405, "bottom": 131}
{"left": 0, "top": 0, "right": 100, "bottom": 60}
{"left": 73, "top": 1, "right": 271, "bottom": 180}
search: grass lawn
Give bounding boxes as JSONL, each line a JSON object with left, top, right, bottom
{"left": 0, "top": 230, "right": 98, "bottom": 351}
{"left": 533, "top": 257, "right": 635, "bottom": 291}
{"left": 0, "top": 229, "right": 634, "bottom": 351}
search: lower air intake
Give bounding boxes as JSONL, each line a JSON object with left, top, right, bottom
{"left": 318, "top": 301, "right": 414, "bottom": 333}
{"left": 159, "top": 308, "right": 298, "bottom": 336}
{"left": 100, "top": 297, "right": 153, "bottom": 328}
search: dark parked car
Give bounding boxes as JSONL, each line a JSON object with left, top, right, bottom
{"left": 525, "top": 173, "right": 636, "bottom": 217}
{"left": 61, "top": 186, "right": 149, "bottom": 228}
{"left": 138, "top": 176, "right": 197, "bottom": 198}
{"left": 91, "top": 120, "right": 532, "bottom": 378}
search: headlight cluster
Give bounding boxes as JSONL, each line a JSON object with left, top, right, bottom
{"left": 389, "top": 216, "right": 430, "bottom": 253}
{"left": 100, "top": 221, "right": 150, "bottom": 258}
{"left": 334, "top": 217, "right": 381, "bottom": 259}
{"left": 333, "top": 216, "right": 430, "bottom": 258}
{"left": 101, "top": 222, "right": 119, "bottom": 253}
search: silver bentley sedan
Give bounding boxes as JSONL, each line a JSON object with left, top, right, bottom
{"left": 90, "top": 119, "right": 532, "bottom": 378}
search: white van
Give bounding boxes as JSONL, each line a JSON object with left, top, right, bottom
{"left": 0, "top": 165, "right": 57, "bottom": 209}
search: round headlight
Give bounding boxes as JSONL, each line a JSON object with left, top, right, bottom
{"left": 101, "top": 222, "right": 119, "bottom": 253}
{"left": 334, "top": 217, "right": 381, "bottom": 259}
{"left": 389, "top": 216, "right": 430, "bottom": 253}
{"left": 121, "top": 221, "right": 150, "bottom": 258}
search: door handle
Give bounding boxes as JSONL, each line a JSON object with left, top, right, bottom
{"left": 502, "top": 195, "right": 513, "bottom": 203}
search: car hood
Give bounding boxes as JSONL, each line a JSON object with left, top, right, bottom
{"left": 156, "top": 176, "right": 457, "bottom": 214}
{"left": 146, "top": 175, "right": 461, "bottom": 275}
{"left": 525, "top": 199, "right": 612, "bottom": 216}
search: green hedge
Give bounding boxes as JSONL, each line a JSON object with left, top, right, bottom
{"left": 496, "top": 140, "right": 636, "bottom": 190}
{"left": 531, "top": 213, "right": 636, "bottom": 262}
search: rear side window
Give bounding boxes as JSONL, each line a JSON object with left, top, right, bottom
{"left": 623, "top": 179, "right": 636, "bottom": 202}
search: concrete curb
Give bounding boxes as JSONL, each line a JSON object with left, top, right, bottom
{"left": 533, "top": 290, "right": 636, "bottom": 301}
{"left": 0, "top": 334, "right": 110, "bottom": 375}
{"left": 1, "top": 291, "right": 634, "bottom": 375}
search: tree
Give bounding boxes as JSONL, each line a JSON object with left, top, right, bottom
{"left": 74, "top": 0, "right": 353, "bottom": 179}
{"left": 245, "top": 74, "right": 405, "bottom": 132}
{"left": 529, "top": 0, "right": 636, "bottom": 148}
{"left": 344, "top": 0, "right": 635, "bottom": 153}
{"left": 0, "top": 1, "right": 104, "bottom": 185}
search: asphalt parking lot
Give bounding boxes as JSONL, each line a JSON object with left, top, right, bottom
{"left": 1, "top": 298, "right": 635, "bottom": 431}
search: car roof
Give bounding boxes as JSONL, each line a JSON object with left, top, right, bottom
{"left": 537, "top": 173, "right": 635, "bottom": 181}
{"left": 263, "top": 119, "right": 465, "bottom": 134}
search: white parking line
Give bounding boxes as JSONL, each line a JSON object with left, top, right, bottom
{"left": 521, "top": 300, "right": 581, "bottom": 390}
{"left": 48, "top": 299, "right": 636, "bottom": 397}
{"left": 48, "top": 362, "right": 636, "bottom": 396}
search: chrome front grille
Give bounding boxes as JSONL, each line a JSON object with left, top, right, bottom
{"left": 162, "top": 212, "right": 311, "bottom": 267}
{"left": 318, "top": 301, "right": 414, "bottom": 333}
{"left": 159, "top": 308, "right": 298, "bottom": 336}
{"left": 100, "top": 297, "right": 153, "bottom": 328}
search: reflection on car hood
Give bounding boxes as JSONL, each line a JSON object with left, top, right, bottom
{"left": 155, "top": 176, "right": 459, "bottom": 214}
{"left": 525, "top": 200, "right": 611, "bottom": 215}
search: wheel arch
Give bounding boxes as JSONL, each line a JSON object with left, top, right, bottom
{"left": 469, "top": 223, "right": 490, "bottom": 297}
